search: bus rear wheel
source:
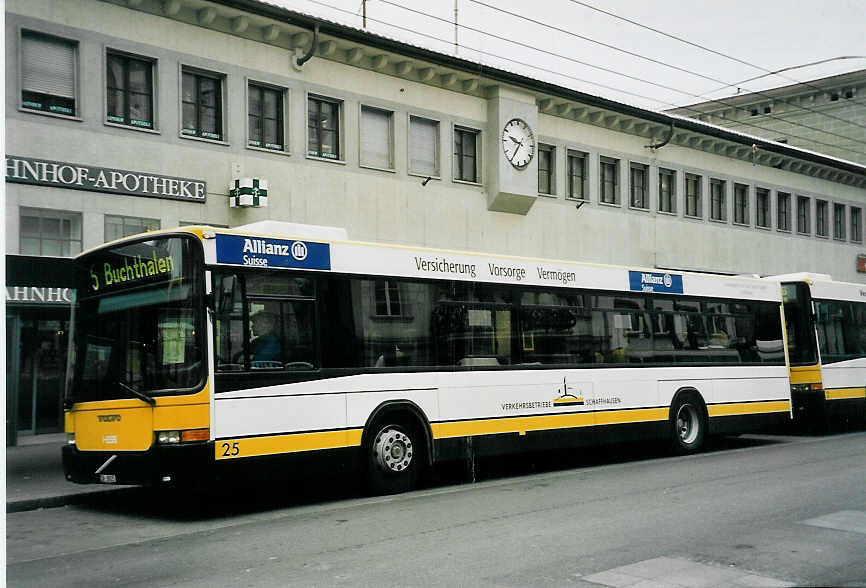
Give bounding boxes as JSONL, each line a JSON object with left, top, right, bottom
{"left": 670, "top": 393, "right": 707, "bottom": 454}
{"left": 364, "top": 419, "right": 423, "bottom": 495}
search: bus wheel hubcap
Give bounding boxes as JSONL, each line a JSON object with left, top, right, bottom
{"left": 374, "top": 427, "right": 413, "bottom": 473}
{"left": 677, "top": 404, "right": 699, "bottom": 444}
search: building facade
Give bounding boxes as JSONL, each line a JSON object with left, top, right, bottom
{"left": 667, "top": 70, "right": 866, "bottom": 166}
{"left": 6, "top": 0, "right": 866, "bottom": 439}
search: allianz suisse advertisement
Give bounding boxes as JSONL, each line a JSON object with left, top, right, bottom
{"left": 213, "top": 233, "right": 777, "bottom": 301}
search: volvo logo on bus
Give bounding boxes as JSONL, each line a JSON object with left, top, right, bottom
{"left": 291, "top": 241, "right": 308, "bottom": 261}
{"left": 97, "top": 414, "right": 121, "bottom": 422}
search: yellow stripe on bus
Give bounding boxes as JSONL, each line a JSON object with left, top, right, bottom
{"left": 789, "top": 365, "right": 822, "bottom": 385}
{"left": 215, "top": 429, "right": 364, "bottom": 460}
{"left": 706, "top": 400, "right": 790, "bottom": 417}
{"left": 825, "top": 388, "right": 866, "bottom": 401}
{"left": 215, "top": 401, "right": 791, "bottom": 460}
{"left": 430, "top": 408, "right": 669, "bottom": 439}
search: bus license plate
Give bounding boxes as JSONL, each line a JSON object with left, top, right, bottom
{"left": 99, "top": 474, "right": 117, "bottom": 484}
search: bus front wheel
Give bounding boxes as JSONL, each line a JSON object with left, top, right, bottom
{"left": 670, "top": 393, "right": 707, "bottom": 454}
{"left": 364, "top": 419, "right": 423, "bottom": 495}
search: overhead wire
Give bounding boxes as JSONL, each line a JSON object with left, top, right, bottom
{"left": 701, "top": 57, "right": 866, "bottom": 99}
{"left": 565, "top": 0, "right": 866, "bottom": 106}
{"left": 303, "top": 0, "right": 866, "bottom": 160}
{"left": 465, "top": 0, "right": 866, "bottom": 132}
{"left": 377, "top": 0, "right": 866, "bottom": 155}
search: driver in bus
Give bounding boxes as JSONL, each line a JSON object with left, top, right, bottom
{"left": 250, "top": 310, "right": 281, "bottom": 362}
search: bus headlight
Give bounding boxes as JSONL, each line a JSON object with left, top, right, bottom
{"left": 66, "top": 433, "right": 75, "bottom": 445}
{"left": 157, "top": 431, "right": 181, "bottom": 444}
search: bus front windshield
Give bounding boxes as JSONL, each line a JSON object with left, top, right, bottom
{"left": 67, "top": 235, "right": 205, "bottom": 403}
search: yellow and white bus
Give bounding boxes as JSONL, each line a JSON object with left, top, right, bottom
{"left": 772, "top": 273, "right": 866, "bottom": 426}
{"left": 64, "top": 222, "right": 792, "bottom": 494}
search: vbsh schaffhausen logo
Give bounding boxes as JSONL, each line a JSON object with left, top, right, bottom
{"left": 553, "top": 376, "right": 584, "bottom": 406}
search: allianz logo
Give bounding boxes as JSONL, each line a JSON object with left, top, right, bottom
{"left": 641, "top": 273, "right": 674, "bottom": 288}
{"left": 97, "top": 414, "right": 121, "bottom": 423}
{"left": 291, "top": 241, "right": 308, "bottom": 261}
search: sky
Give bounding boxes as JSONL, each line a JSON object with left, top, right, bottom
{"left": 268, "top": 0, "right": 866, "bottom": 113}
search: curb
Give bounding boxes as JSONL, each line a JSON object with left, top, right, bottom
{"left": 7, "top": 487, "right": 136, "bottom": 513}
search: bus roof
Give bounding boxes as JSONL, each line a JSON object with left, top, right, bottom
{"left": 765, "top": 272, "right": 834, "bottom": 283}
{"left": 196, "top": 223, "right": 782, "bottom": 302}
{"left": 767, "top": 273, "right": 866, "bottom": 303}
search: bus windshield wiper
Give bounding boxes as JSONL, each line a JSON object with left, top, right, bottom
{"left": 117, "top": 380, "right": 156, "bottom": 406}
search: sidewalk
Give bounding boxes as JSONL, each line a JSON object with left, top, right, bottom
{"left": 6, "top": 433, "right": 128, "bottom": 513}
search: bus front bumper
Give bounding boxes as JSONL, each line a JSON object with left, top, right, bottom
{"left": 62, "top": 442, "right": 212, "bottom": 487}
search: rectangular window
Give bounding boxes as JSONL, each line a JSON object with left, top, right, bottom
{"left": 658, "top": 168, "right": 675, "bottom": 213}
{"left": 214, "top": 272, "right": 317, "bottom": 371}
{"left": 360, "top": 105, "right": 394, "bottom": 170}
{"left": 307, "top": 95, "right": 341, "bottom": 160}
{"left": 600, "top": 157, "right": 619, "bottom": 204}
{"left": 538, "top": 144, "right": 554, "bottom": 195}
{"left": 797, "top": 196, "right": 810, "bottom": 234}
{"left": 685, "top": 173, "right": 701, "bottom": 217}
{"left": 375, "top": 280, "right": 402, "bottom": 317}
{"left": 629, "top": 163, "right": 648, "bottom": 209}
{"left": 734, "top": 183, "right": 749, "bottom": 225}
{"left": 756, "top": 188, "right": 770, "bottom": 228}
{"left": 21, "top": 30, "right": 78, "bottom": 116}
{"left": 20, "top": 208, "right": 82, "bottom": 256}
{"left": 816, "top": 200, "right": 828, "bottom": 237}
{"left": 248, "top": 83, "right": 284, "bottom": 150}
{"left": 409, "top": 115, "right": 439, "bottom": 177}
{"left": 106, "top": 52, "right": 154, "bottom": 129}
{"left": 834, "top": 203, "right": 846, "bottom": 240}
{"left": 851, "top": 207, "right": 862, "bottom": 243}
{"left": 454, "top": 126, "right": 480, "bottom": 183}
{"left": 709, "top": 178, "right": 726, "bottom": 221}
{"left": 567, "top": 150, "right": 588, "bottom": 200}
{"left": 104, "top": 215, "right": 161, "bottom": 242}
{"left": 181, "top": 68, "right": 223, "bottom": 140}
{"left": 777, "top": 192, "right": 791, "bottom": 231}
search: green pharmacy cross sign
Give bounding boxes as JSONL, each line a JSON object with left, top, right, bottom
{"left": 230, "top": 177, "right": 268, "bottom": 207}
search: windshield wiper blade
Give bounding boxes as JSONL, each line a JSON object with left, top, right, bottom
{"left": 117, "top": 380, "right": 156, "bottom": 406}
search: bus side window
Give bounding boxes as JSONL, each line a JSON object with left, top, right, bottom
{"left": 213, "top": 273, "right": 244, "bottom": 371}
{"left": 280, "top": 299, "right": 316, "bottom": 369}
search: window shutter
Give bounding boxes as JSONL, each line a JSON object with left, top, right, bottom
{"left": 410, "top": 116, "right": 438, "bottom": 176}
{"left": 360, "top": 106, "right": 392, "bottom": 169}
{"left": 22, "top": 32, "right": 76, "bottom": 98}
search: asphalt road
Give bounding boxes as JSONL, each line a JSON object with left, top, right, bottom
{"left": 7, "top": 432, "right": 866, "bottom": 587}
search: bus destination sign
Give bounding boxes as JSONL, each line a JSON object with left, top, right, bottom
{"left": 215, "top": 234, "right": 331, "bottom": 270}
{"left": 628, "top": 270, "right": 683, "bottom": 294}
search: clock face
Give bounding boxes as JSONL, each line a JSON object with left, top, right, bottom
{"left": 501, "top": 118, "right": 536, "bottom": 168}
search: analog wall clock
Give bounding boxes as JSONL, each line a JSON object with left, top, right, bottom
{"left": 501, "top": 118, "right": 536, "bottom": 169}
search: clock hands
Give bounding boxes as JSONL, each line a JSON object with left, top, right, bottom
{"left": 506, "top": 134, "right": 524, "bottom": 162}
{"left": 502, "top": 118, "right": 534, "bottom": 167}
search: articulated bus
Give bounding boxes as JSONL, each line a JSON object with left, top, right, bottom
{"left": 771, "top": 273, "right": 866, "bottom": 426}
{"left": 63, "top": 222, "right": 792, "bottom": 494}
